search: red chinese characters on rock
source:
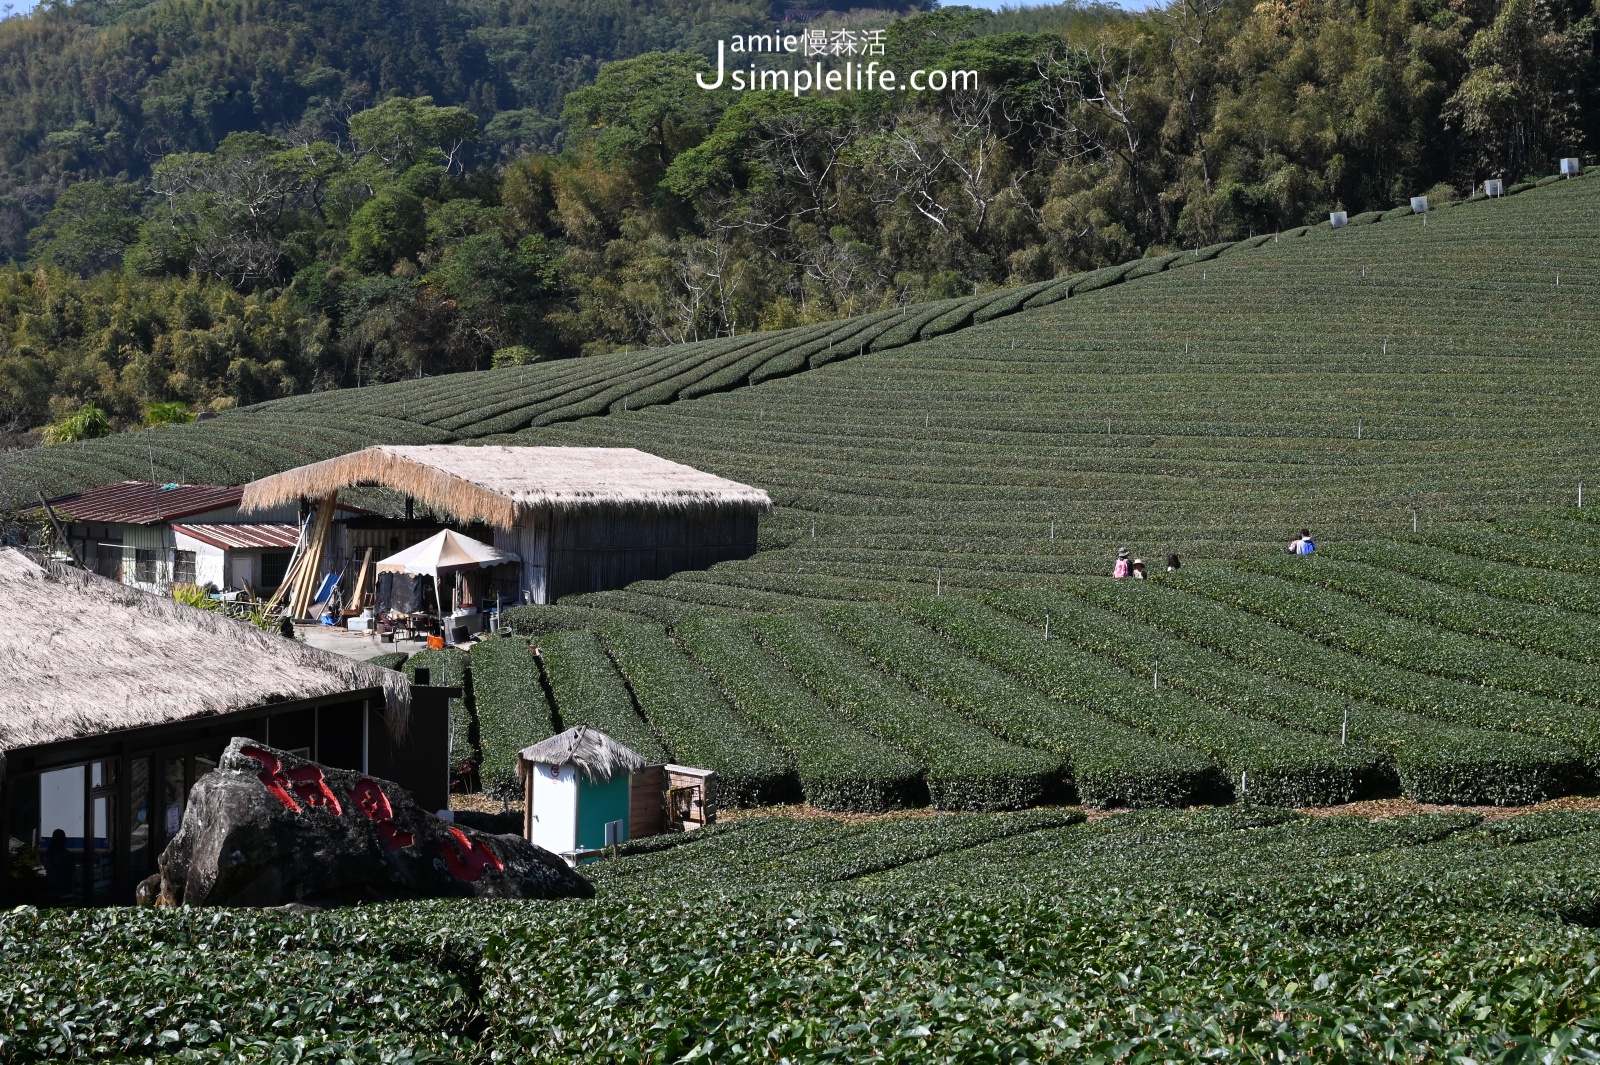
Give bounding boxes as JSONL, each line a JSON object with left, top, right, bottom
{"left": 240, "top": 746, "right": 415, "bottom": 852}
{"left": 351, "top": 778, "right": 415, "bottom": 852}
{"left": 241, "top": 746, "right": 341, "bottom": 815}
{"left": 441, "top": 825, "right": 504, "bottom": 882}
{"left": 242, "top": 745, "right": 301, "bottom": 812}
{"left": 285, "top": 765, "right": 342, "bottom": 814}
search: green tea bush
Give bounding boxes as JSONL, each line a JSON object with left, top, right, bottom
{"left": 0, "top": 904, "right": 477, "bottom": 1061}
{"left": 987, "top": 588, "right": 1583, "bottom": 806}
{"left": 503, "top": 602, "right": 640, "bottom": 637}
{"left": 469, "top": 635, "right": 555, "bottom": 798}
{"left": 1247, "top": 550, "right": 1600, "bottom": 664}
{"left": 536, "top": 628, "right": 668, "bottom": 763}
{"left": 868, "top": 297, "right": 968, "bottom": 349}
{"left": 1060, "top": 580, "right": 1591, "bottom": 803}
{"left": 1334, "top": 538, "right": 1600, "bottom": 615}
{"left": 1419, "top": 519, "right": 1600, "bottom": 579}
{"left": 678, "top": 616, "right": 927, "bottom": 811}
{"left": 13, "top": 807, "right": 1600, "bottom": 1062}
{"left": 876, "top": 598, "right": 1324, "bottom": 805}
{"left": 972, "top": 279, "right": 1062, "bottom": 322}
{"left": 1181, "top": 567, "right": 1600, "bottom": 709}
{"left": 752, "top": 613, "right": 1065, "bottom": 811}
{"left": 367, "top": 651, "right": 410, "bottom": 671}
{"left": 602, "top": 622, "right": 795, "bottom": 805}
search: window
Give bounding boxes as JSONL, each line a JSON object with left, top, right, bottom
{"left": 95, "top": 543, "right": 123, "bottom": 581}
{"left": 89, "top": 762, "right": 117, "bottom": 904}
{"left": 134, "top": 549, "right": 157, "bottom": 584}
{"left": 259, "top": 551, "right": 290, "bottom": 591}
{"left": 173, "top": 550, "right": 196, "bottom": 586}
{"left": 129, "top": 758, "right": 152, "bottom": 880}
{"left": 13, "top": 761, "right": 117, "bottom": 906}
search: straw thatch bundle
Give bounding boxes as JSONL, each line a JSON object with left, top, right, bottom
{"left": 240, "top": 446, "right": 772, "bottom": 528}
{"left": 517, "top": 725, "right": 647, "bottom": 784}
{"left": 0, "top": 549, "right": 409, "bottom": 765}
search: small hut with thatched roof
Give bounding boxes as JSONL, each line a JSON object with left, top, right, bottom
{"left": 240, "top": 445, "right": 771, "bottom": 608}
{"left": 517, "top": 726, "right": 651, "bottom": 857}
{"left": 0, "top": 548, "right": 452, "bottom": 907}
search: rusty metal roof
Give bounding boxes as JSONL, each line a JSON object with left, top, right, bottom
{"left": 171, "top": 523, "right": 300, "bottom": 551}
{"left": 45, "top": 481, "right": 243, "bottom": 525}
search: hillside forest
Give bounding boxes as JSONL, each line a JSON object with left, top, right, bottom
{"left": 0, "top": 0, "right": 1594, "bottom": 439}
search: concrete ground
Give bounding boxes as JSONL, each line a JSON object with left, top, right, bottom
{"left": 293, "top": 622, "right": 434, "bottom": 662}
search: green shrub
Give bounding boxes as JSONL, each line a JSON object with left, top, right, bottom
{"left": 822, "top": 604, "right": 1223, "bottom": 809}
{"left": 602, "top": 622, "right": 795, "bottom": 806}
{"left": 368, "top": 651, "right": 410, "bottom": 671}
{"left": 469, "top": 635, "right": 555, "bottom": 798}
{"left": 504, "top": 603, "right": 640, "bottom": 637}
{"left": 752, "top": 613, "right": 1064, "bottom": 811}
{"left": 906, "top": 594, "right": 1382, "bottom": 807}
{"left": 983, "top": 587, "right": 1574, "bottom": 804}
{"left": 41, "top": 405, "right": 111, "bottom": 444}
{"left": 538, "top": 628, "right": 668, "bottom": 763}
{"left": 678, "top": 615, "right": 927, "bottom": 812}
{"left": 1058, "top": 580, "right": 1590, "bottom": 804}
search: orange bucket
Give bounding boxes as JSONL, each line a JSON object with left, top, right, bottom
{"left": 427, "top": 635, "right": 445, "bottom": 650}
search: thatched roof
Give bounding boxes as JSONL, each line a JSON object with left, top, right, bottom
{"left": 0, "top": 549, "right": 409, "bottom": 763}
{"left": 240, "top": 445, "right": 772, "bottom": 528}
{"left": 518, "top": 725, "right": 648, "bottom": 784}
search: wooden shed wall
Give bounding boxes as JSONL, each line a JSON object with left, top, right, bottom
{"left": 545, "top": 505, "right": 759, "bottom": 602}
{"left": 494, "top": 510, "right": 549, "bottom": 606}
{"left": 630, "top": 765, "right": 665, "bottom": 839}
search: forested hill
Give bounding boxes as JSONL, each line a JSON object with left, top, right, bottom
{"left": 0, "top": 0, "right": 789, "bottom": 253}
{"left": 0, "top": 0, "right": 1593, "bottom": 443}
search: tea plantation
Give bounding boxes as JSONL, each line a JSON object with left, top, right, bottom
{"left": 8, "top": 806, "right": 1600, "bottom": 1061}
{"left": 9, "top": 175, "right": 1600, "bottom": 1053}
{"left": 8, "top": 172, "right": 1600, "bottom": 816}
{"left": 352, "top": 517, "right": 1570, "bottom": 816}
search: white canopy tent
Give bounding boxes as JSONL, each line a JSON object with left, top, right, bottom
{"left": 376, "top": 529, "right": 520, "bottom": 576}
{"left": 376, "top": 530, "right": 520, "bottom": 641}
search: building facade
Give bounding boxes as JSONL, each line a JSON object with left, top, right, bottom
{"left": 34, "top": 481, "right": 358, "bottom": 596}
{"left": 0, "top": 549, "right": 450, "bottom": 907}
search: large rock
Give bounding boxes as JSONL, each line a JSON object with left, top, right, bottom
{"left": 153, "top": 738, "right": 593, "bottom": 907}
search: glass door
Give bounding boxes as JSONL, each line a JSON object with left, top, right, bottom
{"left": 37, "top": 764, "right": 85, "bottom": 905}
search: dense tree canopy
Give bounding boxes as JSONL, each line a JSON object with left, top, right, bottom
{"left": 0, "top": 0, "right": 1594, "bottom": 439}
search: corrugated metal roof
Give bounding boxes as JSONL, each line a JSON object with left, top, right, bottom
{"left": 172, "top": 523, "right": 300, "bottom": 550}
{"left": 47, "top": 482, "right": 243, "bottom": 525}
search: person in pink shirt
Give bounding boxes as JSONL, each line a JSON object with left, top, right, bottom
{"left": 1112, "top": 548, "right": 1131, "bottom": 578}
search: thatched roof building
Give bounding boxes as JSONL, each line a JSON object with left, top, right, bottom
{"left": 241, "top": 445, "right": 772, "bottom": 528}
{"left": 240, "top": 446, "right": 772, "bottom": 605}
{"left": 0, "top": 548, "right": 453, "bottom": 907}
{"left": 0, "top": 549, "right": 408, "bottom": 757}
{"left": 518, "top": 725, "right": 647, "bottom": 784}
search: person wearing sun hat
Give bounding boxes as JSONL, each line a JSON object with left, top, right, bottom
{"left": 1112, "top": 547, "right": 1131, "bottom": 578}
